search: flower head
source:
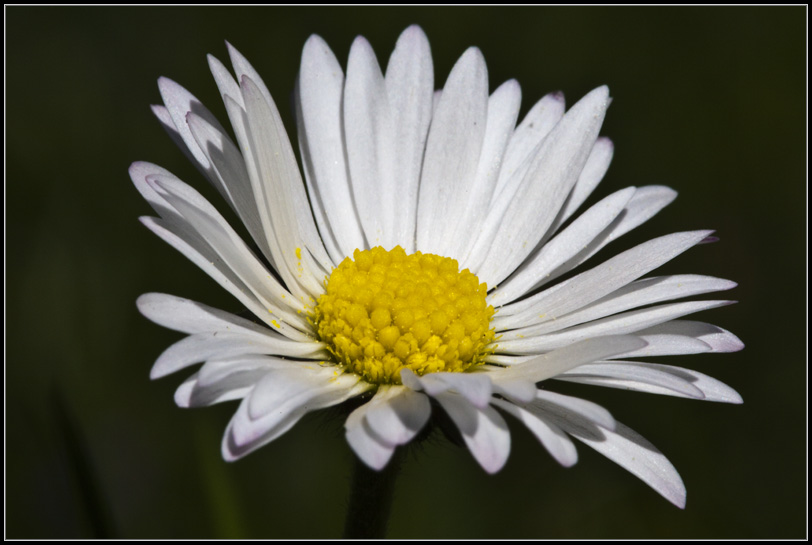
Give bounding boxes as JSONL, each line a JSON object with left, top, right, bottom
{"left": 134, "top": 25, "right": 742, "bottom": 508}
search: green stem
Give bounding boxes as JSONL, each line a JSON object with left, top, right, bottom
{"left": 343, "top": 450, "right": 403, "bottom": 539}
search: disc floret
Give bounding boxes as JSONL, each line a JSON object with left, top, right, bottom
{"left": 314, "top": 246, "right": 496, "bottom": 384}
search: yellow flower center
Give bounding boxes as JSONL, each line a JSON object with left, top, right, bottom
{"left": 314, "top": 246, "right": 496, "bottom": 384}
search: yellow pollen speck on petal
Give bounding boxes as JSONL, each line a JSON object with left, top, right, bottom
{"left": 313, "top": 246, "right": 496, "bottom": 384}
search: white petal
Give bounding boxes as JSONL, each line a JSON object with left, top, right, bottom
{"left": 130, "top": 161, "right": 181, "bottom": 217}
{"left": 148, "top": 175, "right": 312, "bottom": 326}
{"left": 533, "top": 390, "right": 616, "bottom": 430}
{"left": 596, "top": 185, "right": 680, "bottom": 244}
{"left": 223, "top": 366, "right": 370, "bottom": 460}
{"left": 564, "top": 420, "right": 687, "bottom": 508}
{"left": 476, "top": 86, "right": 611, "bottom": 287}
{"left": 558, "top": 360, "right": 743, "bottom": 403}
{"left": 417, "top": 47, "right": 488, "bottom": 256}
{"left": 494, "top": 91, "right": 566, "bottom": 200}
{"left": 173, "top": 373, "right": 198, "bottom": 407}
{"left": 493, "top": 335, "right": 648, "bottom": 384}
{"left": 176, "top": 356, "right": 297, "bottom": 408}
{"left": 561, "top": 361, "right": 703, "bottom": 398}
{"left": 432, "top": 89, "right": 442, "bottom": 116}
{"left": 207, "top": 53, "right": 242, "bottom": 107}
{"left": 489, "top": 186, "right": 635, "bottom": 306}
{"left": 296, "top": 34, "right": 364, "bottom": 262}
{"left": 226, "top": 42, "right": 273, "bottom": 110}
{"left": 138, "top": 216, "right": 307, "bottom": 341}
{"left": 625, "top": 320, "right": 744, "bottom": 357}
{"left": 197, "top": 356, "right": 296, "bottom": 387}
{"left": 157, "top": 77, "right": 228, "bottom": 172}
{"left": 154, "top": 333, "right": 279, "bottom": 379}
{"left": 150, "top": 331, "right": 325, "bottom": 380}
{"left": 545, "top": 185, "right": 678, "bottom": 282}
{"left": 345, "top": 391, "right": 397, "bottom": 470}
{"left": 186, "top": 111, "right": 273, "bottom": 267}
{"left": 239, "top": 70, "right": 334, "bottom": 276}
{"left": 552, "top": 136, "right": 615, "bottom": 229}
{"left": 497, "top": 300, "right": 734, "bottom": 353}
{"left": 384, "top": 25, "right": 434, "bottom": 252}
{"left": 484, "top": 354, "right": 536, "bottom": 366}
{"left": 247, "top": 365, "right": 343, "bottom": 419}
{"left": 464, "top": 91, "right": 566, "bottom": 273}
{"left": 628, "top": 334, "right": 711, "bottom": 356}
{"left": 411, "top": 372, "right": 493, "bottom": 409}
{"left": 496, "top": 230, "right": 714, "bottom": 327}
{"left": 491, "top": 398, "right": 578, "bottom": 467}
{"left": 435, "top": 392, "right": 511, "bottom": 474}
{"left": 138, "top": 292, "right": 279, "bottom": 336}
{"left": 490, "top": 378, "right": 537, "bottom": 403}
{"left": 151, "top": 104, "right": 209, "bottom": 180}
{"left": 240, "top": 76, "right": 331, "bottom": 298}
{"left": 343, "top": 36, "right": 394, "bottom": 248}
{"left": 451, "top": 79, "right": 522, "bottom": 261}
{"left": 176, "top": 359, "right": 284, "bottom": 408}
{"left": 498, "top": 274, "right": 737, "bottom": 335}
{"left": 364, "top": 386, "right": 431, "bottom": 446}
{"left": 640, "top": 320, "right": 744, "bottom": 353}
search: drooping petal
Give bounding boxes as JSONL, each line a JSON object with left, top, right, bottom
{"left": 402, "top": 370, "right": 493, "bottom": 409}
{"left": 532, "top": 389, "right": 616, "bottom": 431}
{"left": 491, "top": 398, "right": 578, "bottom": 467}
{"left": 363, "top": 385, "right": 431, "bottom": 446}
{"left": 564, "top": 420, "right": 687, "bottom": 508}
{"left": 175, "top": 356, "right": 294, "bottom": 408}
{"left": 489, "top": 377, "right": 537, "bottom": 403}
{"left": 174, "top": 370, "right": 254, "bottom": 408}
{"left": 223, "top": 366, "right": 371, "bottom": 461}
{"left": 434, "top": 392, "right": 511, "bottom": 474}
{"left": 345, "top": 389, "right": 397, "bottom": 470}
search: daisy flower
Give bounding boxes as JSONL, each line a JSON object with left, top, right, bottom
{"left": 134, "top": 25, "right": 742, "bottom": 508}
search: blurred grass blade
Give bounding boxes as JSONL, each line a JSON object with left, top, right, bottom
{"left": 51, "top": 387, "right": 116, "bottom": 538}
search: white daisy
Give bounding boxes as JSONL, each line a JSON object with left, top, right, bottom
{"left": 134, "top": 25, "right": 742, "bottom": 508}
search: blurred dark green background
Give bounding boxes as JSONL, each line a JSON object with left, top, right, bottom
{"left": 6, "top": 6, "right": 805, "bottom": 539}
